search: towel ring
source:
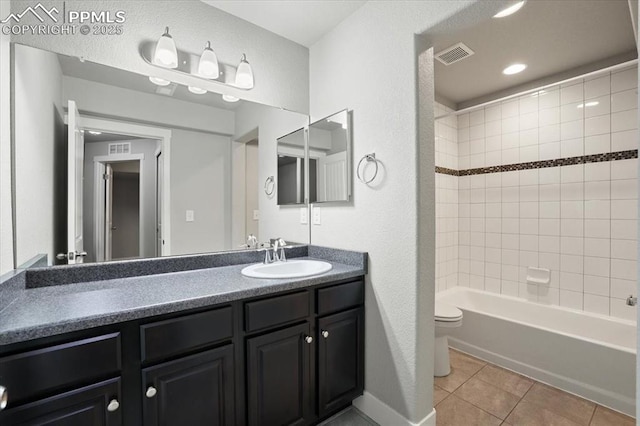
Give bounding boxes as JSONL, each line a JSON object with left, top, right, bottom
{"left": 264, "top": 176, "right": 275, "bottom": 196}
{"left": 357, "top": 153, "right": 379, "bottom": 184}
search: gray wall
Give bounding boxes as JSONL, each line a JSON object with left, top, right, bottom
{"left": 83, "top": 139, "right": 158, "bottom": 262}
{"left": 170, "top": 129, "right": 231, "bottom": 255}
{"left": 0, "top": 0, "right": 12, "bottom": 274}
{"left": 13, "top": 43, "right": 65, "bottom": 267}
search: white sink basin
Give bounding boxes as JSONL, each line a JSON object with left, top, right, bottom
{"left": 241, "top": 260, "right": 333, "bottom": 279}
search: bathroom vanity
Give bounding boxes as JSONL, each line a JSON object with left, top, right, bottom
{"left": 0, "top": 246, "right": 367, "bottom": 426}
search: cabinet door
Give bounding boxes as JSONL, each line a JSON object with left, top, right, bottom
{"left": 142, "top": 345, "right": 234, "bottom": 426}
{"left": 246, "top": 323, "right": 312, "bottom": 426}
{"left": 317, "top": 308, "right": 364, "bottom": 417}
{"left": 0, "top": 378, "right": 121, "bottom": 426}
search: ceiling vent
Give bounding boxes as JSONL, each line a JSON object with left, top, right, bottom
{"left": 108, "top": 142, "right": 131, "bottom": 155}
{"left": 435, "top": 42, "right": 475, "bottom": 66}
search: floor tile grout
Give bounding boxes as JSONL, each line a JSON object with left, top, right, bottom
{"left": 437, "top": 348, "right": 634, "bottom": 426}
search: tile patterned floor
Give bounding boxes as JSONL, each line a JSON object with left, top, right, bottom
{"left": 435, "top": 348, "right": 635, "bottom": 426}
{"left": 320, "top": 348, "right": 635, "bottom": 426}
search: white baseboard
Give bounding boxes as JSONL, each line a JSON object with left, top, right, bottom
{"left": 353, "top": 391, "right": 436, "bottom": 426}
{"left": 449, "top": 338, "right": 636, "bottom": 418}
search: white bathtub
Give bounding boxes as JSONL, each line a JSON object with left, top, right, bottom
{"left": 436, "top": 287, "right": 637, "bottom": 416}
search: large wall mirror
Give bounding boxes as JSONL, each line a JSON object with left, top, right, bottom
{"left": 308, "top": 110, "right": 351, "bottom": 203}
{"left": 12, "top": 43, "right": 309, "bottom": 267}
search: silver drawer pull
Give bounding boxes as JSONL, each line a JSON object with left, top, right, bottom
{"left": 321, "top": 330, "right": 329, "bottom": 338}
{"left": 107, "top": 399, "right": 120, "bottom": 412}
{"left": 304, "top": 335, "right": 313, "bottom": 344}
{"left": 0, "top": 386, "right": 7, "bottom": 410}
{"left": 146, "top": 386, "right": 157, "bottom": 398}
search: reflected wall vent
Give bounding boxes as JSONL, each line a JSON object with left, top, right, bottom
{"left": 108, "top": 142, "right": 131, "bottom": 155}
{"left": 435, "top": 42, "right": 475, "bottom": 66}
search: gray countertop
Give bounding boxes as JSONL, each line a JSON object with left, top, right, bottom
{"left": 0, "top": 256, "right": 365, "bottom": 346}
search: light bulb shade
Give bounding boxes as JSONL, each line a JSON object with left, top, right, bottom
{"left": 235, "top": 54, "right": 254, "bottom": 89}
{"left": 188, "top": 86, "right": 207, "bottom": 95}
{"left": 153, "top": 27, "right": 178, "bottom": 68}
{"left": 198, "top": 42, "right": 219, "bottom": 79}
{"left": 222, "top": 94, "right": 240, "bottom": 103}
{"left": 149, "top": 76, "right": 171, "bottom": 86}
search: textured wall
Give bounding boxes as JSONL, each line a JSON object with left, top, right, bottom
{"left": 308, "top": 1, "right": 480, "bottom": 423}
{"left": 10, "top": 0, "right": 309, "bottom": 113}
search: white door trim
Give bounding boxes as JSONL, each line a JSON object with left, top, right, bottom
{"left": 74, "top": 115, "right": 173, "bottom": 257}
{"left": 93, "top": 153, "right": 144, "bottom": 261}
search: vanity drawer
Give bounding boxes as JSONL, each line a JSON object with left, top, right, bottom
{"left": 0, "top": 333, "right": 121, "bottom": 406}
{"left": 317, "top": 280, "right": 364, "bottom": 316}
{"left": 245, "top": 291, "right": 310, "bottom": 333}
{"left": 141, "top": 306, "right": 233, "bottom": 364}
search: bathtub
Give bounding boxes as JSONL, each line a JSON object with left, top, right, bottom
{"left": 436, "top": 287, "right": 637, "bottom": 416}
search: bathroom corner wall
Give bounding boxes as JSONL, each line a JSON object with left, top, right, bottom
{"left": 435, "top": 102, "right": 459, "bottom": 293}
{"left": 450, "top": 64, "right": 638, "bottom": 321}
{"left": 0, "top": 0, "right": 13, "bottom": 275}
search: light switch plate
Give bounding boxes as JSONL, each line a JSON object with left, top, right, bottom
{"left": 253, "top": 210, "right": 260, "bottom": 220}
{"left": 186, "top": 210, "right": 194, "bottom": 222}
{"left": 300, "top": 207, "right": 308, "bottom": 224}
{"left": 313, "top": 207, "right": 321, "bottom": 225}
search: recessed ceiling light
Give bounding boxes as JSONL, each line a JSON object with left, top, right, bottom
{"left": 577, "top": 101, "right": 599, "bottom": 109}
{"left": 149, "top": 76, "right": 171, "bottom": 86}
{"left": 88, "top": 131, "right": 102, "bottom": 135}
{"left": 222, "top": 94, "right": 240, "bottom": 103}
{"left": 493, "top": 1, "right": 525, "bottom": 18}
{"left": 503, "top": 64, "right": 527, "bottom": 75}
{"left": 188, "top": 86, "right": 207, "bottom": 95}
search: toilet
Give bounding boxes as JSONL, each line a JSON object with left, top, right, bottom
{"left": 434, "top": 302, "right": 463, "bottom": 377}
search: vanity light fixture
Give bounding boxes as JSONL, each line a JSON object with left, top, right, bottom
{"left": 493, "top": 1, "right": 525, "bottom": 18}
{"left": 153, "top": 27, "right": 178, "bottom": 68}
{"left": 222, "top": 94, "right": 240, "bottom": 102}
{"left": 235, "top": 54, "right": 254, "bottom": 89}
{"left": 188, "top": 86, "right": 207, "bottom": 95}
{"left": 198, "top": 42, "right": 219, "bottom": 79}
{"left": 149, "top": 76, "right": 171, "bottom": 86}
{"left": 503, "top": 63, "right": 527, "bottom": 75}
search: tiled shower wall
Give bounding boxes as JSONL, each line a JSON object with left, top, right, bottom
{"left": 435, "top": 64, "right": 638, "bottom": 321}
{"left": 435, "top": 103, "right": 458, "bottom": 292}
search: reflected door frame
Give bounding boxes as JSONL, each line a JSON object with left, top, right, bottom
{"left": 77, "top": 116, "right": 173, "bottom": 257}
{"left": 93, "top": 154, "right": 144, "bottom": 262}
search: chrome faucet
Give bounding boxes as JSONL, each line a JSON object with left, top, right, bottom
{"left": 263, "top": 238, "right": 287, "bottom": 264}
{"left": 626, "top": 295, "right": 637, "bottom": 306}
{"left": 246, "top": 234, "right": 258, "bottom": 249}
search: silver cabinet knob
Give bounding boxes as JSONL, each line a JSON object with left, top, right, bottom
{"left": 0, "top": 385, "right": 7, "bottom": 410}
{"left": 146, "top": 386, "right": 157, "bottom": 398}
{"left": 107, "top": 399, "right": 120, "bottom": 412}
{"left": 321, "top": 330, "right": 329, "bottom": 338}
{"left": 304, "top": 335, "right": 313, "bottom": 344}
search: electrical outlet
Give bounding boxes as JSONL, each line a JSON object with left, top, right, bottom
{"left": 300, "top": 207, "right": 308, "bottom": 224}
{"left": 186, "top": 210, "right": 194, "bottom": 222}
{"left": 313, "top": 207, "right": 321, "bottom": 225}
{"left": 253, "top": 210, "right": 260, "bottom": 220}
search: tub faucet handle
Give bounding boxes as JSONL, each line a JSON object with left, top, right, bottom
{"left": 626, "top": 295, "right": 637, "bottom": 306}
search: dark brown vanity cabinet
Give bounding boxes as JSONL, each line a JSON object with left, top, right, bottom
{"left": 0, "top": 276, "right": 364, "bottom": 426}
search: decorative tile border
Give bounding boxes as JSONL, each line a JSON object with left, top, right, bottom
{"left": 435, "top": 150, "right": 638, "bottom": 177}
